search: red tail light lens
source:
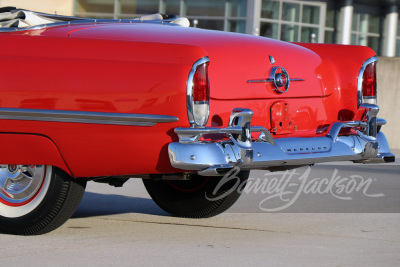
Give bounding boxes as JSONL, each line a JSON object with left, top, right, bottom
{"left": 358, "top": 57, "right": 378, "bottom": 106}
{"left": 362, "top": 61, "right": 376, "bottom": 97}
{"left": 187, "top": 57, "right": 210, "bottom": 127}
{"left": 192, "top": 62, "right": 210, "bottom": 102}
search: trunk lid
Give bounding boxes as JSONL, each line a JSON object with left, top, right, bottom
{"left": 64, "top": 23, "right": 325, "bottom": 100}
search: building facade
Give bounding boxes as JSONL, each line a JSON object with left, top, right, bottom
{"left": 2, "top": 0, "right": 400, "bottom": 56}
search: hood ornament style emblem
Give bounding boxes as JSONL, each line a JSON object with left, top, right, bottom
{"left": 247, "top": 65, "right": 305, "bottom": 93}
{"left": 269, "top": 55, "right": 275, "bottom": 65}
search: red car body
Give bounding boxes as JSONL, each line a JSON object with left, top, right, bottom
{"left": 0, "top": 9, "right": 394, "bottom": 235}
{"left": 0, "top": 23, "right": 381, "bottom": 176}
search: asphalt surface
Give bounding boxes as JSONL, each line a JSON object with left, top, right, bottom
{"left": 1, "top": 151, "right": 399, "bottom": 266}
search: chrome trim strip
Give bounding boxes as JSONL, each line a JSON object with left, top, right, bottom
{"left": 247, "top": 78, "right": 304, "bottom": 83}
{"left": 357, "top": 56, "right": 378, "bottom": 107}
{"left": 247, "top": 78, "right": 275, "bottom": 83}
{"left": 0, "top": 108, "right": 178, "bottom": 126}
{"left": 186, "top": 57, "right": 210, "bottom": 127}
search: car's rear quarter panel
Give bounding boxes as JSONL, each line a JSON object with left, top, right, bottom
{"left": 0, "top": 33, "right": 205, "bottom": 177}
{"left": 295, "top": 43, "right": 377, "bottom": 120}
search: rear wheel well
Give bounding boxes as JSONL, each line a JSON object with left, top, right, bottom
{"left": 0, "top": 133, "right": 72, "bottom": 176}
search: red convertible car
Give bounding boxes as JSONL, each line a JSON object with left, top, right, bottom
{"left": 0, "top": 7, "right": 394, "bottom": 235}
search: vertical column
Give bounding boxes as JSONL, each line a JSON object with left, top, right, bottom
{"left": 180, "top": 0, "right": 186, "bottom": 16}
{"left": 287, "top": 5, "right": 296, "bottom": 41}
{"left": 383, "top": 5, "right": 398, "bottom": 57}
{"left": 113, "top": 0, "right": 119, "bottom": 19}
{"left": 337, "top": 0, "right": 353, "bottom": 44}
{"left": 159, "top": 0, "right": 165, "bottom": 14}
{"left": 359, "top": 14, "right": 368, "bottom": 46}
{"left": 246, "top": 0, "right": 261, "bottom": 35}
{"left": 318, "top": 2, "right": 327, "bottom": 43}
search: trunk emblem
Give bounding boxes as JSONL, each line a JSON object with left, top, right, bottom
{"left": 247, "top": 66, "right": 305, "bottom": 93}
{"left": 272, "top": 67, "right": 289, "bottom": 92}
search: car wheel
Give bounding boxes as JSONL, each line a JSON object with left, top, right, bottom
{"left": 143, "top": 169, "right": 249, "bottom": 218}
{"left": 0, "top": 165, "right": 86, "bottom": 235}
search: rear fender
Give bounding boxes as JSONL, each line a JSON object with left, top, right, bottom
{"left": 0, "top": 133, "right": 72, "bottom": 176}
{"left": 294, "top": 43, "right": 376, "bottom": 121}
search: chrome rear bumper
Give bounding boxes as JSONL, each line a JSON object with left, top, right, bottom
{"left": 168, "top": 105, "right": 394, "bottom": 176}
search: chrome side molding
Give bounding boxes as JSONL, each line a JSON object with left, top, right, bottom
{"left": 0, "top": 107, "right": 178, "bottom": 126}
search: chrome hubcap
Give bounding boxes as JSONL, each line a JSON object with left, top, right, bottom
{"left": 0, "top": 165, "right": 45, "bottom": 205}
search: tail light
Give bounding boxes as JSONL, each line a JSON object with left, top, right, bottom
{"left": 187, "top": 57, "right": 210, "bottom": 127}
{"left": 358, "top": 56, "right": 377, "bottom": 106}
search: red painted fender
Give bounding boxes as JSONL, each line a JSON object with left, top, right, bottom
{"left": 0, "top": 133, "right": 72, "bottom": 176}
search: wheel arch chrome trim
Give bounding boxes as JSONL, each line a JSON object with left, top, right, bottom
{"left": 0, "top": 108, "right": 178, "bottom": 126}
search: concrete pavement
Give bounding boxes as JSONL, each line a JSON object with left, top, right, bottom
{"left": 1, "top": 156, "right": 399, "bottom": 266}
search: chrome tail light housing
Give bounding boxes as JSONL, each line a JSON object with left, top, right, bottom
{"left": 358, "top": 56, "right": 378, "bottom": 106}
{"left": 187, "top": 57, "right": 210, "bottom": 127}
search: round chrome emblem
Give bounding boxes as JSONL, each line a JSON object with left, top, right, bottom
{"left": 270, "top": 66, "right": 290, "bottom": 93}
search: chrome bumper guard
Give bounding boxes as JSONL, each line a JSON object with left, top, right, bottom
{"left": 168, "top": 104, "right": 395, "bottom": 176}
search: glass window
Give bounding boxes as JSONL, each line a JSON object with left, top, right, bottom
{"left": 196, "top": 19, "right": 224, "bottom": 31}
{"left": 367, "top": 14, "right": 380, "bottom": 34}
{"left": 352, "top": 10, "right": 381, "bottom": 55}
{"left": 351, "top": 34, "right": 357, "bottom": 45}
{"left": 396, "top": 39, "right": 400, "bottom": 56}
{"left": 227, "top": 20, "right": 246, "bottom": 33}
{"left": 261, "top": 0, "right": 280, "bottom": 20}
{"left": 281, "top": 24, "right": 299, "bottom": 42}
{"left": 301, "top": 27, "right": 318, "bottom": 42}
{"left": 358, "top": 33, "right": 368, "bottom": 46}
{"left": 120, "top": 0, "right": 159, "bottom": 15}
{"left": 324, "top": 30, "right": 334, "bottom": 43}
{"left": 260, "top": 0, "right": 325, "bottom": 43}
{"left": 162, "top": 0, "right": 180, "bottom": 15}
{"left": 367, "top": 36, "right": 379, "bottom": 52}
{"left": 260, "top": 22, "right": 279, "bottom": 39}
{"left": 352, "top": 13, "right": 358, "bottom": 31}
{"left": 302, "top": 5, "right": 320, "bottom": 25}
{"left": 227, "top": 0, "right": 247, "bottom": 17}
{"left": 325, "top": 1, "right": 335, "bottom": 28}
{"left": 76, "top": 0, "right": 114, "bottom": 14}
{"left": 354, "top": 13, "right": 380, "bottom": 35}
{"left": 185, "top": 0, "right": 225, "bottom": 17}
{"left": 359, "top": 15, "right": 369, "bottom": 39}
{"left": 282, "top": 2, "right": 300, "bottom": 22}
{"left": 397, "top": 20, "right": 400, "bottom": 36}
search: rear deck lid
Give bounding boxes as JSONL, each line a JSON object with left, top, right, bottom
{"left": 65, "top": 23, "right": 326, "bottom": 100}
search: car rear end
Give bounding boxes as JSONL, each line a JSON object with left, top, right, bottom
{"left": 168, "top": 34, "right": 394, "bottom": 175}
